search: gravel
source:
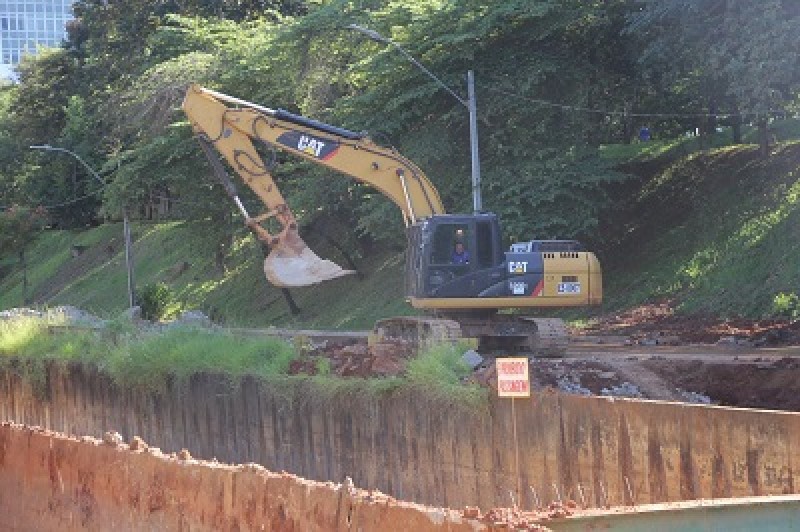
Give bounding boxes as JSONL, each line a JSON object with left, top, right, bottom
{"left": 557, "top": 376, "right": 592, "bottom": 396}
{"left": 676, "top": 389, "right": 713, "bottom": 404}
{"left": 0, "top": 306, "right": 107, "bottom": 328}
{"left": 600, "top": 382, "right": 644, "bottom": 399}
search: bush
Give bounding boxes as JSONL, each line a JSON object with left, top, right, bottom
{"left": 405, "top": 342, "right": 485, "bottom": 404}
{"left": 772, "top": 292, "right": 800, "bottom": 319}
{"left": 138, "top": 282, "right": 174, "bottom": 321}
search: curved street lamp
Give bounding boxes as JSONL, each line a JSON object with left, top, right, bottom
{"left": 30, "top": 144, "right": 104, "bottom": 185}
{"left": 348, "top": 24, "right": 482, "bottom": 214}
{"left": 29, "top": 144, "right": 136, "bottom": 309}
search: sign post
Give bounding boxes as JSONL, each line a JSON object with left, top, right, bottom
{"left": 496, "top": 357, "right": 530, "bottom": 507}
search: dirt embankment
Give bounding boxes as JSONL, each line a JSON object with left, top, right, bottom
{"left": 0, "top": 422, "right": 500, "bottom": 532}
{"left": 3, "top": 419, "right": 630, "bottom": 531}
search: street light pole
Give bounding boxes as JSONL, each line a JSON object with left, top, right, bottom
{"left": 347, "top": 24, "right": 482, "bottom": 214}
{"left": 467, "top": 70, "right": 481, "bottom": 214}
{"left": 29, "top": 144, "right": 136, "bottom": 308}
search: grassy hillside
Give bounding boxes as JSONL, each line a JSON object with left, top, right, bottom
{"left": 0, "top": 221, "right": 410, "bottom": 329}
{"left": 3, "top": 132, "right": 800, "bottom": 326}
{"left": 603, "top": 140, "right": 800, "bottom": 318}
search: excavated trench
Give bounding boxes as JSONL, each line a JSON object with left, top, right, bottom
{"left": 530, "top": 353, "right": 800, "bottom": 410}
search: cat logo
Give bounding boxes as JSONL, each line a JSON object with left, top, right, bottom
{"left": 276, "top": 131, "right": 340, "bottom": 160}
{"left": 508, "top": 261, "right": 528, "bottom": 274}
{"left": 297, "top": 135, "right": 326, "bottom": 157}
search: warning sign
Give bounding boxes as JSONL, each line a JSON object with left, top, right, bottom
{"left": 496, "top": 357, "right": 530, "bottom": 398}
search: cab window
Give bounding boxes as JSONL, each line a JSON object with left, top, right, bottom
{"left": 475, "top": 221, "right": 494, "bottom": 268}
{"left": 431, "top": 223, "right": 470, "bottom": 265}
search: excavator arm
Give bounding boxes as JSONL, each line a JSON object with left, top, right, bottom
{"left": 182, "top": 84, "right": 445, "bottom": 287}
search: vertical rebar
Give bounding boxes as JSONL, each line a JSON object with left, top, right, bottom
{"left": 530, "top": 486, "right": 541, "bottom": 510}
{"left": 625, "top": 476, "right": 635, "bottom": 507}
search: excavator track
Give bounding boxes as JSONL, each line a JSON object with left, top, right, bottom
{"left": 373, "top": 316, "right": 462, "bottom": 350}
{"left": 372, "top": 314, "right": 568, "bottom": 356}
{"left": 455, "top": 314, "right": 569, "bottom": 356}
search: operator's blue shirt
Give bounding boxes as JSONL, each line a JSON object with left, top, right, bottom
{"left": 451, "top": 250, "right": 470, "bottom": 264}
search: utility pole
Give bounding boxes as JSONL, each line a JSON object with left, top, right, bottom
{"left": 30, "top": 144, "right": 136, "bottom": 308}
{"left": 349, "top": 24, "right": 483, "bottom": 213}
{"left": 467, "top": 70, "right": 481, "bottom": 213}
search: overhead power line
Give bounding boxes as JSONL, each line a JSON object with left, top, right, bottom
{"left": 480, "top": 85, "right": 785, "bottom": 119}
{"left": 0, "top": 181, "right": 108, "bottom": 212}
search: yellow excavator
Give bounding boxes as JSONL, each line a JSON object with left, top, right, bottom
{"left": 182, "top": 84, "right": 602, "bottom": 352}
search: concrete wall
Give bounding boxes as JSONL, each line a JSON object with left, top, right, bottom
{"left": 1, "top": 362, "right": 799, "bottom": 511}
{"left": 0, "top": 421, "right": 480, "bottom": 532}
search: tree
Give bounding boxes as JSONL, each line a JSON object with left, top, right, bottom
{"left": 328, "top": 0, "right": 631, "bottom": 241}
{"left": 0, "top": 207, "right": 48, "bottom": 304}
{"left": 12, "top": 48, "right": 74, "bottom": 143}
{"left": 627, "top": 0, "right": 800, "bottom": 155}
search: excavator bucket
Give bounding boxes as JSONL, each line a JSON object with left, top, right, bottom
{"left": 263, "top": 229, "right": 353, "bottom": 287}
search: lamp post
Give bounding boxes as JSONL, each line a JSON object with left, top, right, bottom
{"left": 30, "top": 144, "right": 136, "bottom": 309}
{"left": 348, "top": 24, "right": 482, "bottom": 214}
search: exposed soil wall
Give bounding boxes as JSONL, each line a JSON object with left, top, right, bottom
{"left": 0, "top": 421, "right": 482, "bottom": 531}
{"left": 1, "top": 362, "right": 800, "bottom": 512}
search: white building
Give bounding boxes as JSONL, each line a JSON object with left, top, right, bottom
{"left": 0, "top": 0, "right": 74, "bottom": 79}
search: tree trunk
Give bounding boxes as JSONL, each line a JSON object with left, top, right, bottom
{"left": 706, "top": 97, "right": 718, "bottom": 137}
{"left": 731, "top": 103, "right": 742, "bottom": 143}
{"left": 623, "top": 102, "right": 633, "bottom": 144}
{"left": 758, "top": 116, "right": 769, "bottom": 157}
{"left": 214, "top": 240, "right": 227, "bottom": 273}
{"left": 698, "top": 120, "right": 706, "bottom": 150}
{"left": 280, "top": 288, "right": 301, "bottom": 316}
{"left": 20, "top": 249, "right": 28, "bottom": 305}
{"left": 586, "top": 47, "right": 600, "bottom": 147}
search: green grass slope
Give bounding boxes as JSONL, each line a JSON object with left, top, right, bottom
{"left": 0, "top": 221, "right": 410, "bottom": 329}
{"left": 604, "top": 140, "right": 800, "bottom": 317}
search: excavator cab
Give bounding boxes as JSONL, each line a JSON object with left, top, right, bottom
{"left": 406, "top": 213, "right": 504, "bottom": 298}
{"left": 406, "top": 213, "right": 602, "bottom": 308}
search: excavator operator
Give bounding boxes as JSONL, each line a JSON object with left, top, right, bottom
{"left": 451, "top": 242, "right": 470, "bottom": 265}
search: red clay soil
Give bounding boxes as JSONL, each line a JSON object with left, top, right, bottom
{"left": 290, "top": 341, "right": 413, "bottom": 378}
{"left": 0, "top": 421, "right": 574, "bottom": 531}
{"left": 577, "top": 302, "right": 800, "bottom": 345}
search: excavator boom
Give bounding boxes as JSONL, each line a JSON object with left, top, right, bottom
{"left": 182, "top": 84, "right": 444, "bottom": 287}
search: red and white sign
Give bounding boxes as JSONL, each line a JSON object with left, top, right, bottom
{"left": 496, "top": 357, "right": 530, "bottom": 398}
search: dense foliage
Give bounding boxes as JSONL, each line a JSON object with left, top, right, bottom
{"left": 0, "top": 0, "right": 797, "bottom": 262}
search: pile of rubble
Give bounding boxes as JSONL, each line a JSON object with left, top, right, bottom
{"left": 0, "top": 305, "right": 107, "bottom": 328}
{"left": 290, "top": 341, "right": 415, "bottom": 378}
